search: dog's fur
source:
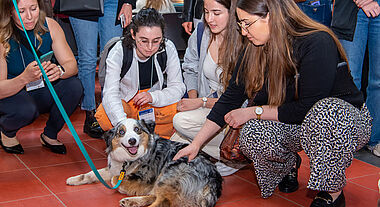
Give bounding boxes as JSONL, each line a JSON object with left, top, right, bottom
{"left": 66, "top": 119, "right": 223, "bottom": 207}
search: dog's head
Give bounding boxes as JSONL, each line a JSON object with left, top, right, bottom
{"left": 103, "top": 118, "right": 157, "bottom": 162}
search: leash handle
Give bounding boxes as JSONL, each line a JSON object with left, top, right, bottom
{"left": 11, "top": 0, "right": 121, "bottom": 190}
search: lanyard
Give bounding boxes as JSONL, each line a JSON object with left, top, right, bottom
{"left": 11, "top": 0, "right": 124, "bottom": 190}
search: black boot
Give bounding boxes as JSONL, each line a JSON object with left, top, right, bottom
{"left": 278, "top": 153, "right": 302, "bottom": 193}
{"left": 83, "top": 110, "right": 104, "bottom": 139}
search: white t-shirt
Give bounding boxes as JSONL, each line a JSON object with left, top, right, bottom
{"left": 203, "top": 50, "right": 223, "bottom": 96}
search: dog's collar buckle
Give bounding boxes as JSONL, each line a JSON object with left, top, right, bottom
{"left": 118, "top": 162, "right": 128, "bottom": 181}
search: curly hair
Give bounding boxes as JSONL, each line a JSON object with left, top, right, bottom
{"left": 0, "top": 0, "right": 48, "bottom": 58}
{"left": 122, "top": 8, "right": 166, "bottom": 51}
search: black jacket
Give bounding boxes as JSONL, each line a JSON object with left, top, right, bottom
{"left": 331, "top": 0, "right": 359, "bottom": 41}
{"left": 208, "top": 32, "right": 363, "bottom": 126}
{"left": 57, "top": 0, "right": 136, "bottom": 23}
{"left": 182, "top": 0, "right": 203, "bottom": 23}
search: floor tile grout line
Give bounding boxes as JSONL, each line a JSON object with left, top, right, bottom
{"left": 353, "top": 157, "right": 380, "bottom": 168}
{"left": 215, "top": 197, "right": 259, "bottom": 206}
{"left": 29, "top": 158, "right": 108, "bottom": 170}
{"left": 0, "top": 194, "right": 60, "bottom": 205}
{"left": 82, "top": 141, "right": 108, "bottom": 158}
{"left": 233, "top": 174, "right": 304, "bottom": 207}
{"left": 0, "top": 158, "right": 107, "bottom": 175}
{"left": 347, "top": 172, "right": 379, "bottom": 180}
{"left": 14, "top": 155, "right": 68, "bottom": 207}
{"left": 271, "top": 193, "right": 304, "bottom": 207}
{"left": 348, "top": 180, "right": 379, "bottom": 193}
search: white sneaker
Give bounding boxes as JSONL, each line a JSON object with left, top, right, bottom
{"left": 215, "top": 161, "right": 240, "bottom": 177}
{"left": 367, "top": 143, "right": 380, "bottom": 157}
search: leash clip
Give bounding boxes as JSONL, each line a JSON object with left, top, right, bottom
{"left": 118, "top": 162, "right": 128, "bottom": 180}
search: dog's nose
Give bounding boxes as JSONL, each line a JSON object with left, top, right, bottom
{"left": 128, "top": 138, "right": 137, "bottom": 146}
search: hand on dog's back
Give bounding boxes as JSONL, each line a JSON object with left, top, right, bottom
{"left": 173, "top": 143, "right": 200, "bottom": 162}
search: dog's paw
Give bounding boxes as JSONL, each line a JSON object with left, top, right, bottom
{"left": 119, "top": 198, "right": 139, "bottom": 207}
{"left": 66, "top": 174, "right": 87, "bottom": 186}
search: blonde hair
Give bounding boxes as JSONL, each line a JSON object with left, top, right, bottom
{"left": 145, "top": 0, "right": 168, "bottom": 11}
{"left": 237, "top": 0, "right": 347, "bottom": 105}
{"left": 0, "top": 0, "right": 48, "bottom": 58}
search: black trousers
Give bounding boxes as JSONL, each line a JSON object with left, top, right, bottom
{"left": 0, "top": 77, "right": 83, "bottom": 139}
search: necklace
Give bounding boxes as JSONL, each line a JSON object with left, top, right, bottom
{"left": 19, "top": 36, "right": 37, "bottom": 68}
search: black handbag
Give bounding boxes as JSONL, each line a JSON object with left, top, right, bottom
{"left": 54, "top": 0, "right": 104, "bottom": 17}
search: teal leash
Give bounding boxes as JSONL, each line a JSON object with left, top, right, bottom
{"left": 11, "top": 0, "right": 124, "bottom": 189}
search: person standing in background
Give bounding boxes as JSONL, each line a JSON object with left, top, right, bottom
{"left": 182, "top": 0, "right": 203, "bottom": 35}
{"left": 133, "top": 0, "right": 176, "bottom": 13}
{"left": 332, "top": 0, "right": 380, "bottom": 156}
{"left": 68, "top": 0, "right": 136, "bottom": 138}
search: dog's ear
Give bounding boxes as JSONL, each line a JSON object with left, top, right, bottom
{"left": 139, "top": 119, "right": 156, "bottom": 135}
{"left": 103, "top": 123, "right": 120, "bottom": 148}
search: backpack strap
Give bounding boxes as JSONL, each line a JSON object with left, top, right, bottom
{"left": 120, "top": 45, "right": 133, "bottom": 80}
{"left": 156, "top": 49, "right": 167, "bottom": 72}
{"left": 196, "top": 21, "right": 204, "bottom": 58}
{"left": 120, "top": 46, "right": 167, "bottom": 88}
{"left": 156, "top": 49, "right": 168, "bottom": 89}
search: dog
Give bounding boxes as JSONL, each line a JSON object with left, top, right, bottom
{"left": 66, "top": 118, "right": 223, "bottom": 207}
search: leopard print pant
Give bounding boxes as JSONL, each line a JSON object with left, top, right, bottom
{"left": 239, "top": 97, "right": 372, "bottom": 198}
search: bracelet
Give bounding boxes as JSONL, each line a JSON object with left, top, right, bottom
{"left": 57, "top": 65, "right": 65, "bottom": 78}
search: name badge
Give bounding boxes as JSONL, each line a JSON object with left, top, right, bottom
{"left": 26, "top": 78, "right": 45, "bottom": 91}
{"left": 138, "top": 108, "right": 155, "bottom": 122}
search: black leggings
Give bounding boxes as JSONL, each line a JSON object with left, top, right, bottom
{"left": 0, "top": 77, "right": 83, "bottom": 139}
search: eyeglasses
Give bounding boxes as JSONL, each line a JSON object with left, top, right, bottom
{"left": 237, "top": 17, "right": 262, "bottom": 33}
{"left": 136, "top": 38, "right": 163, "bottom": 48}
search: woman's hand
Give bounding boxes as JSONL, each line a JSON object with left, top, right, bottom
{"left": 173, "top": 143, "right": 201, "bottom": 162}
{"left": 22, "top": 61, "right": 42, "bottom": 83}
{"left": 43, "top": 61, "right": 61, "bottom": 82}
{"left": 177, "top": 98, "right": 203, "bottom": 112}
{"left": 182, "top": 22, "right": 193, "bottom": 35}
{"left": 362, "top": 1, "right": 380, "bottom": 17}
{"left": 354, "top": 0, "right": 373, "bottom": 8}
{"left": 118, "top": 3, "right": 133, "bottom": 28}
{"left": 133, "top": 92, "right": 153, "bottom": 106}
{"left": 224, "top": 108, "right": 254, "bottom": 128}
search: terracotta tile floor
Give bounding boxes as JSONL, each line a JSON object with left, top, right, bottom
{"left": 1, "top": 109, "right": 379, "bottom": 207}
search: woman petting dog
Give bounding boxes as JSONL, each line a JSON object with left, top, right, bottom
{"left": 95, "top": 8, "right": 185, "bottom": 139}
{"left": 0, "top": 0, "right": 83, "bottom": 154}
{"left": 171, "top": 0, "right": 246, "bottom": 177}
{"left": 174, "top": 0, "right": 372, "bottom": 206}
{"left": 67, "top": 118, "right": 223, "bottom": 207}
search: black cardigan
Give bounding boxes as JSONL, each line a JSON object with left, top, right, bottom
{"left": 62, "top": 0, "right": 136, "bottom": 23}
{"left": 207, "top": 31, "right": 363, "bottom": 126}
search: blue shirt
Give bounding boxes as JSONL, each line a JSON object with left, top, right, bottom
{"left": 6, "top": 22, "right": 52, "bottom": 79}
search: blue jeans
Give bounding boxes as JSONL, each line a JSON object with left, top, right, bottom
{"left": 340, "top": 6, "right": 380, "bottom": 146}
{"left": 297, "top": 0, "right": 332, "bottom": 27}
{"left": 69, "top": 0, "right": 122, "bottom": 111}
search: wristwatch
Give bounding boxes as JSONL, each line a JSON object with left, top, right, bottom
{"left": 255, "top": 106, "right": 263, "bottom": 120}
{"left": 202, "top": 97, "right": 208, "bottom": 108}
{"left": 57, "top": 65, "right": 65, "bottom": 78}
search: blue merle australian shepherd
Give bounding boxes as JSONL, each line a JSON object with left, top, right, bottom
{"left": 66, "top": 118, "right": 223, "bottom": 207}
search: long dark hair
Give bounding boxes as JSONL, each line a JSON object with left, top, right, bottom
{"left": 122, "top": 8, "right": 166, "bottom": 51}
{"left": 237, "top": 0, "right": 347, "bottom": 105}
{"left": 203, "top": 0, "right": 245, "bottom": 90}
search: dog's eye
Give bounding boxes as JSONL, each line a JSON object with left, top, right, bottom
{"left": 133, "top": 126, "right": 141, "bottom": 134}
{"left": 119, "top": 129, "right": 125, "bottom": 135}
